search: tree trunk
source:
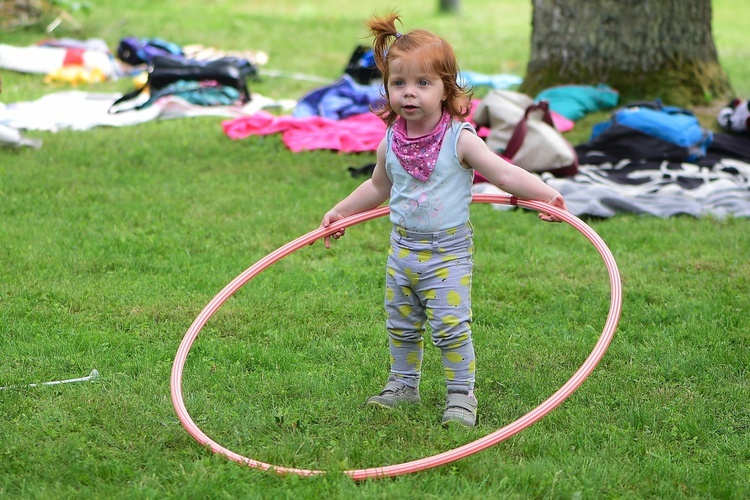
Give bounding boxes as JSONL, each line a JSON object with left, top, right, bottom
{"left": 438, "top": 0, "right": 460, "bottom": 14}
{"left": 520, "top": 0, "right": 732, "bottom": 106}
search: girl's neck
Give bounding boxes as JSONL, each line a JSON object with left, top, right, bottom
{"left": 402, "top": 111, "right": 446, "bottom": 138}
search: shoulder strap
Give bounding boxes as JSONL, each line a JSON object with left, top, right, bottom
{"left": 504, "top": 101, "right": 554, "bottom": 159}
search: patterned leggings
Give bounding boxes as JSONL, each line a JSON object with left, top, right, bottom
{"left": 383, "top": 223, "right": 475, "bottom": 393}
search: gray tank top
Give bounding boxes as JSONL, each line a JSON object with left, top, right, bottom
{"left": 385, "top": 119, "right": 476, "bottom": 232}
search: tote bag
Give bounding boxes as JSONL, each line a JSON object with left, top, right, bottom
{"left": 473, "top": 90, "right": 578, "bottom": 177}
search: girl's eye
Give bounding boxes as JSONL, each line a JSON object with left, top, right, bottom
{"left": 392, "top": 80, "right": 404, "bottom": 87}
{"left": 419, "top": 80, "right": 429, "bottom": 86}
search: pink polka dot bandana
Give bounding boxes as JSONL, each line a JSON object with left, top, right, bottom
{"left": 391, "top": 111, "right": 450, "bottom": 182}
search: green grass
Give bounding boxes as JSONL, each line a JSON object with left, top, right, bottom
{"left": 1, "top": 1, "right": 750, "bottom": 498}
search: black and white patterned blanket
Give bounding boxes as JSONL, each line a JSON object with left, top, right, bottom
{"left": 542, "top": 133, "right": 750, "bottom": 219}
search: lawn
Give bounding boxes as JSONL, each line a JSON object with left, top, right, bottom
{"left": 1, "top": 1, "right": 748, "bottom": 498}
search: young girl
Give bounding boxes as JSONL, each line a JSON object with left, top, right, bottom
{"left": 320, "top": 12, "right": 568, "bottom": 428}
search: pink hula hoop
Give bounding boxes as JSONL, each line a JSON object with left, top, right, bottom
{"left": 170, "top": 194, "right": 622, "bottom": 480}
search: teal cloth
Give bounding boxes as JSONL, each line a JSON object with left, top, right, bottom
{"left": 535, "top": 84, "right": 619, "bottom": 121}
{"left": 147, "top": 80, "right": 241, "bottom": 107}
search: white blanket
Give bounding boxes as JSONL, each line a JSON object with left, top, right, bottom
{"left": 0, "top": 91, "right": 295, "bottom": 133}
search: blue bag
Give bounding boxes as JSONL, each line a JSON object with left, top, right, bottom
{"left": 587, "top": 100, "right": 712, "bottom": 162}
{"left": 116, "top": 37, "right": 183, "bottom": 66}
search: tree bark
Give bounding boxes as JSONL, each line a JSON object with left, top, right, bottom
{"left": 520, "top": 0, "right": 732, "bottom": 106}
{"left": 439, "top": 0, "right": 460, "bottom": 14}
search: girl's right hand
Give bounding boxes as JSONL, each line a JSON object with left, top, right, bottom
{"left": 321, "top": 209, "right": 347, "bottom": 249}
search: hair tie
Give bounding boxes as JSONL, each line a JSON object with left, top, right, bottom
{"left": 395, "top": 32, "right": 402, "bottom": 39}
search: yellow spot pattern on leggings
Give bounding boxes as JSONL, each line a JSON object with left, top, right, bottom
{"left": 417, "top": 249, "right": 431, "bottom": 262}
{"left": 444, "top": 367, "right": 455, "bottom": 380}
{"left": 405, "top": 268, "right": 419, "bottom": 286}
{"left": 468, "top": 359, "right": 475, "bottom": 374}
{"left": 436, "top": 267, "right": 449, "bottom": 281}
{"left": 387, "top": 266, "right": 396, "bottom": 278}
{"left": 386, "top": 286, "right": 394, "bottom": 301}
{"left": 460, "top": 274, "right": 471, "bottom": 287}
{"left": 399, "top": 305, "right": 412, "bottom": 318}
{"left": 423, "top": 289, "right": 436, "bottom": 300}
{"left": 398, "top": 247, "right": 410, "bottom": 259}
{"left": 447, "top": 290, "right": 461, "bottom": 307}
{"left": 448, "top": 333, "right": 470, "bottom": 349}
{"left": 445, "top": 351, "right": 464, "bottom": 363}
{"left": 442, "top": 314, "right": 460, "bottom": 327}
{"left": 406, "top": 350, "right": 420, "bottom": 367}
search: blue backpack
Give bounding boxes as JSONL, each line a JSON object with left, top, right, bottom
{"left": 584, "top": 100, "right": 713, "bottom": 162}
{"left": 116, "top": 37, "right": 183, "bottom": 66}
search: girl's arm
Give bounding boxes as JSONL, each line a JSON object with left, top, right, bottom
{"left": 321, "top": 138, "right": 392, "bottom": 247}
{"left": 457, "top": 130, "right": 567, "bottom": 222}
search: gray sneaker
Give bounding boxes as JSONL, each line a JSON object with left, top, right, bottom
{"left": 367, "top": 379, "right": 421, "bottom": 408}
{"left": 441, "top": 393, "right": 477, "bottom": 427}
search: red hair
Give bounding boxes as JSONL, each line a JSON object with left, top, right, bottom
{"left": 366, "top": 11, "right": 472, "bottom": 125}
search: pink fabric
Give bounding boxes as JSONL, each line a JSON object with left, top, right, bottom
{"left": 220, "top": 101, "right": 574, "bottom": 155}
{"left": 391, "top": 110, "right": 450, "bottom": 182}
{"left": 551, "top": 111, "right": 574, "bottom": 132}
{"left": 467, "top": 99, "right": 489, "bottom": 138}
{"left": 222, "top": 111, "right": 386, "bottom": 153}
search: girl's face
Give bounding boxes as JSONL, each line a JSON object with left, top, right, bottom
{"left": 387, "top": 57, "right": 446, "bottom": 133}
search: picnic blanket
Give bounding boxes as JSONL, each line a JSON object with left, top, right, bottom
{"left": 533, "top": 133, "right": 750, "bottom": 219}
{"left": 292, "top": 74, "right": 383, "bottom": 120}
{"left": 0, "top": 91, "right": 295, "bottom": 132}
{"left": 540, "top": 157, "right": 750, "bottom": 219}
{"left": 221, "top": 99, "right": 574, "bottom": 153}
{"left": 474, "top": 154, "right": 750, "bottom": 219}
{"left": 223, "top": 110, "right": 386, "bottom": 153}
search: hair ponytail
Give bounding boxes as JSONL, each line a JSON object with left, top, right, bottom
{"left": 366, "top": 11, "right": 401, "bottom": 76}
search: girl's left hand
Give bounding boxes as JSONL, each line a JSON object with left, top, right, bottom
{"left": 538, "top": 194, "right": 568, "bottom": 223}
